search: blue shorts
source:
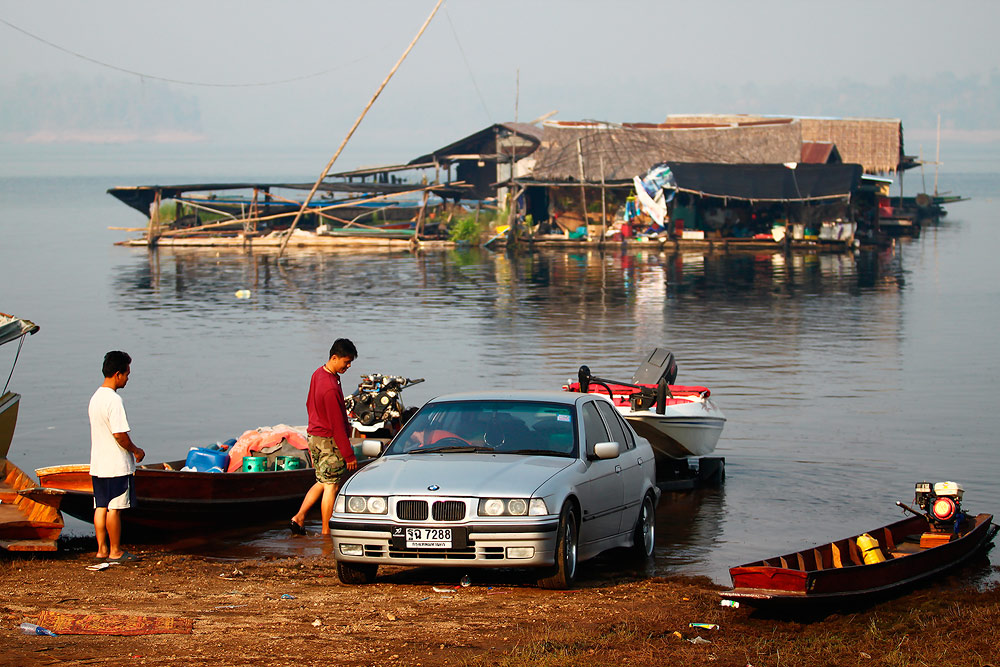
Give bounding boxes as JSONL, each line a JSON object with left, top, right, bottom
{"left": 92, "top": 475, "right": 135, "bottom": 510}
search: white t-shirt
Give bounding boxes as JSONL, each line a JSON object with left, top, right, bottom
{"left": 88, "top": 386, "right": 134, "bottom": 477}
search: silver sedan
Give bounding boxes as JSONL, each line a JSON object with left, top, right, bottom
{"left": 330, "top": 391, "right": 660, "bottom": 589}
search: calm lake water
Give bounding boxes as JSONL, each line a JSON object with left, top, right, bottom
{"left": 2, "top": 161, "right": 998, "bottom": 586}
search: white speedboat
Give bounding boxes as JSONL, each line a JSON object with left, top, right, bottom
{"left": 563, "top": 348, "right": 726, "bottom": 460}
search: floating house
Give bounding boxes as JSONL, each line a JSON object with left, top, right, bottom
{"left": 108, "top": 114, "right": 948, "bottom": 250}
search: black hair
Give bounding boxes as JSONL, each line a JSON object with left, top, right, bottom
{"left": 102, "top": 351, "right": 132, "bottom": 378}
{"left": 329, "top": 338, "right": 358, "bottom": 360}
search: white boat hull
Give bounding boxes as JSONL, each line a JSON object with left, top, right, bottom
{"left": 619, "top": 398, "right": 726, "bottom": 459}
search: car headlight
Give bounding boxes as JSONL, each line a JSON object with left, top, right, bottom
{"left": 478, "top": 498, "right": 543, "bottom": 517}
{"left": 344, "top": 495, "right": 388, "bottom": 515}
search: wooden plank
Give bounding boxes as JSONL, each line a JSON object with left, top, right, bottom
{"left": 831, "top": 542, "right": 844, "bottom": 568}
{"left": 848, "top": 536, "right": 864, "bottom": 565}
{"left": 0, "top": 538, "right": 57, "bottom": 552}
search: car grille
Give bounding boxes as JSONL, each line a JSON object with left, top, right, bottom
{"left": 432, "top": 501, "right": 466, "bottom": 521}
{"left": 394, "top": 499, "right": 467, "bottom": 522}
{"left": 396, "top": 500, "right": 429, "bottom": 520}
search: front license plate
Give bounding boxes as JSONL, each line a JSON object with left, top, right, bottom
{"left": 405, "top": 527, "right": 452, "bottom": 549}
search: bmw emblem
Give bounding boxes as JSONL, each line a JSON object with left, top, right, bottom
{"left": 428, "top": 484, "right": 440, "bottom": 491}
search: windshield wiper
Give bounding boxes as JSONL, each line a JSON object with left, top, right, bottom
{"left": 503, "top": 449, "right": 570, "bottom": 457}
{"left": 408, "top": 445, "right": 496, "bottom": 454}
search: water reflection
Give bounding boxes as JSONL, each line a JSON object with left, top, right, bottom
{"left": 96, "top": 241, "right": 976, "bottom": 586}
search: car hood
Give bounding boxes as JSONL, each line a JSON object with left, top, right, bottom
{"left": 343, "top": 453, "right": 574, "bottom": 498}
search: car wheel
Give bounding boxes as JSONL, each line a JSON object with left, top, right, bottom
{"left": 336, "top": 560, "right": 378, "bottom": 585}
{"left": 630, "top": 493, "right": 656, "bottom": 560}
{"left": 537, "top": 502, "right": 578, "bottom": 590}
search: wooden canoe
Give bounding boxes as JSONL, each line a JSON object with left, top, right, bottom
{"left": 29, "top": 460, "right": 316, "bottom": 535}
{"left": 724, "top": 512, "right": 997, "bottom": 606}
{"left": 0, "top": 458, "right": 63, "bottom": 551}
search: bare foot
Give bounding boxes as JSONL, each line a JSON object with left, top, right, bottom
{"left": 96, "top": 551, "right": 109, "bottom": 559}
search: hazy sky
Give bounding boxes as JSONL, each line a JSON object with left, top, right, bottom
{"left": 2, "top": 1, "right": 998, "bottom": 166}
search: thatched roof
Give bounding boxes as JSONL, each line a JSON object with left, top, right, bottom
{"left": 525, "top": 120, "right": 802, "bottom": 184}
{"left": 665, "top": 115, "right": 905, "bottom": 174}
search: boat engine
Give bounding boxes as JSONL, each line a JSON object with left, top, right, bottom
{"left": 914, "top": 481, "right": 965, "bottom": 530}
{"left": 346, "top": 374, "right": 423, "bottom": 428}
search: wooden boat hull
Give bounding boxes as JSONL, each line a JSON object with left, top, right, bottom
{"left": 726, "top": 513, "right": 997, "bottom": 606}
{"left": 0, "top": 391, "right": 19, "bottom": 461}
{"left": 34, "top": 460, "right": 315, "bottom": 534}
{"left": 1, "top": 458, "right": 63, "bottom": 551}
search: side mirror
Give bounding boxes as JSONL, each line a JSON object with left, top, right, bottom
{"left": 593, "top": 441, "right": 620, "bottom": 460}
{"left": 361, "top": 439, "right": 384, "bottom": 457}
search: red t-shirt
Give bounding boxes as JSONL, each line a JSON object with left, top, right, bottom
{"left": 305, "top": 366, "right": 356, "bottom": 463}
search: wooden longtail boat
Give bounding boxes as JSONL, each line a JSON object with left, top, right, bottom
{"left": 27, "top": 461, "right": 317, "bottom": 535}
{"left": 0, "top": 312, "right": 62, "bottom": 551}
{"left": 725, "top": 512, "right": 997, "bottom": 606}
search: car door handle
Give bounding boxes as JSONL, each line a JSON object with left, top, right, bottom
{"left": 615, "top": 465, "right": 622, "bottom": 473}
{"left": 637, "top": 457, "right": 643, "bottom": 465}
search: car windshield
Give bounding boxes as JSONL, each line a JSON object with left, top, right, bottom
{"left": 386, "top": 400, "right": 577, "bottom": 457}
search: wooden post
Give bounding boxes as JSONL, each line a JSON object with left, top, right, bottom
{"left": 576, "top": 138, "right": 588, "bottom": 239}
{"left": 600, "top": 155, "right": 607, "bottom": 243}
{"left": 411, "top": 189, "right": 431, "bottom": 251}
{"left": 147, "top": 190, "right": 161, "bottom": 248}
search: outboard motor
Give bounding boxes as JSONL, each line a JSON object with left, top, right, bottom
{"left": 346, "top": 374, "right": 423, "bottom": 427}
{"left": 630, "top": 348, "right": 677, "bottom": 414}
{"left": 631, "top": 348, "right": 678, "bottom": 387}
{"left": 914, "top": 481, "right": 966, "bottom": 531}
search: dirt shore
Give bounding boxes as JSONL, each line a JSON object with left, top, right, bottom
{"left": 3, "top": 543, "right": 999, "bottom": 667}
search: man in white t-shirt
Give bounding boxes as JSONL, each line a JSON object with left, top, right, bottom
{"left": 88, "top": 351, "right": 145, "bottom": 562}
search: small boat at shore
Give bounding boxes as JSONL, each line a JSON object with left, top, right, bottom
{"left": 0, "top": 312, "right": 63, "bottom": 552}
{"left": 724, "top": 482, "right": 998, "bottom": 607}
{"left": 26, "top": 373, "right": 420, "bottom": 537}
{"left": 563, "top": 348, "right": 726, "bottom": 460}
{"left": 27, "top": 459, "right": 318, "bottom": 535}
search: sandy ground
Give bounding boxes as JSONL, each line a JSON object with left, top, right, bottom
{"left": 3, "top": 541, "right": 1000, "bottom": 667}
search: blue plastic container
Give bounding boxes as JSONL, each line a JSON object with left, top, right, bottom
{"left": 185, "top": 447, "right": 230, "bottom": 472}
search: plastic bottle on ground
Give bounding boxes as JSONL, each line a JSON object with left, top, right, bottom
{"left": 19, "top": 622, "right": 57, "bottom": 637}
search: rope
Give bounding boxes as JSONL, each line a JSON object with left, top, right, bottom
{"left": 3, "top": 335, "right": 26, "bottom": 395}
{"left": 443, "top": 5, "right": 491, "bottom": 123}
{"left": 0, "top": 16, "right": 367, "bottom": 88}
{"left": 278, "top": 0, "right": 445, "bottom": 258}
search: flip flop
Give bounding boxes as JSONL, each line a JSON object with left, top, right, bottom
{"left": 289, "top": 519, "right": 306, "bottom": 535}
{"left": 106, "top": 551, "right": 140, "bottom": 563}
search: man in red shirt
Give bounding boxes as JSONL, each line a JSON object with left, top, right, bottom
{"left": 290, "top": 339, "right": 358, "bottom": 535}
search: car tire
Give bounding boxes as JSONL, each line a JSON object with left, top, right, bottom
{"left": 537, "top": 502, "right": 578, "bottom": 590}
{"left": 629, "top": 493, "right": 656, "bottom": 560}
{"left": 336, "top": 560, "right": 378, "bottom": 585}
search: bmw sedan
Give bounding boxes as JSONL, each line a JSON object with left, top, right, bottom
{"left": 330, "top": 391, "right": 659, "bottom": 589}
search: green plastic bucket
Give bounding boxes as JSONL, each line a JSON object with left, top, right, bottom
{"left": 275, "top": 455, "right": 305, "bottom": 471}
{"left": 242, "top": 456, "right": 268, "bottom": 473}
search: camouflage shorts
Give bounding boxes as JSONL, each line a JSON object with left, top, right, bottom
{"left": 308, "top": 435, "right": 347, "bottom": 484}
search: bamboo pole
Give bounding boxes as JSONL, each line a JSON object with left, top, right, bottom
{"left": 277, "top": 0, "right": 444, "bottom": 259}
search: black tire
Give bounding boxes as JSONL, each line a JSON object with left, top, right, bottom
{"left": 336, "top": 560, "right": 378, "bottom": 585}
{"left": 537, "top": 502, "right": 578, "bottom": 590}
{"left": 629, "top": 493, "right": 656, "bottom": 560}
